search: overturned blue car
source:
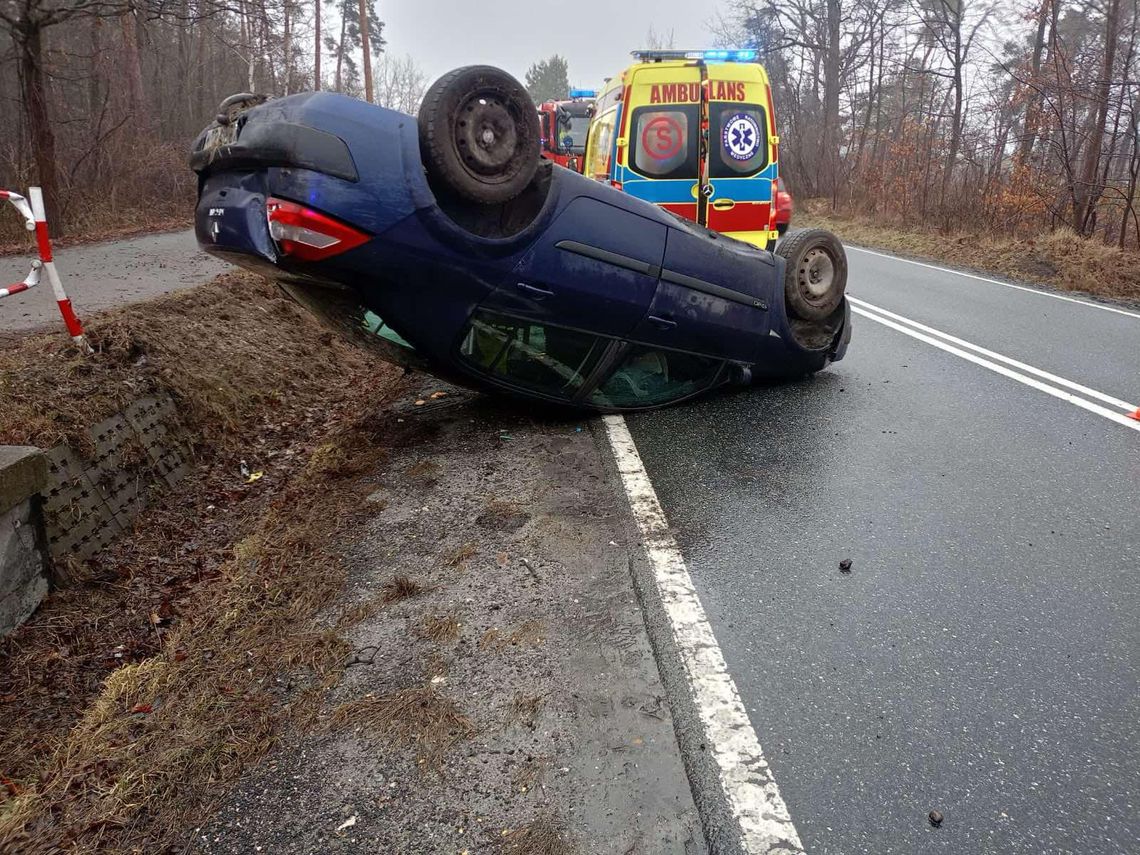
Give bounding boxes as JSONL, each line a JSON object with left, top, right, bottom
{"left": 190, "top": 66, "right": 850, "bottom": 411}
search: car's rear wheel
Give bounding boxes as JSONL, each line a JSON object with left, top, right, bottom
{"left": 776, "top": 228, "right": 847, "bottom": 321}
{"left": 418, "top": 65, "right": 540, "bottom": 204}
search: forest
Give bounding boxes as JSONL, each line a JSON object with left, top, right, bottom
{"left": 3, "top": 0, "right": 1140, "bottom": 253}
{"left": 0, "top": 0, "right": 424, "bottom": 238}
{"left": 721, "top": 0, "right": 1140, "bottom": 247}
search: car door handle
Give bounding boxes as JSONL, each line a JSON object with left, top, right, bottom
{"left": 647, "top": 314, "right": 677, "bottom": 330}
{"left": 712, "top": 198, "right": 736, "bottom": 211}
{"left": 516, "top": 282, "right": 554, "bottom": 299}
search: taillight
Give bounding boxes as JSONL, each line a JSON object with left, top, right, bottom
{"left": 266, "top": 197, "right": 369, "bottom": 261}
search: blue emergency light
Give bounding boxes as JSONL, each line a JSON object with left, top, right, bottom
{"left": 569, "top": 88, "right": 596, "bottom": 99}
{"left": 631, "top": 48, "right": 760, "bottom": 63}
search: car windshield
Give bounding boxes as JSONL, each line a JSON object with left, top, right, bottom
{"left": 556, "top": 115, "right": 591, "bottom": 154}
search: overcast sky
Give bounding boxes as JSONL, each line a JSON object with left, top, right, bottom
{"left": 384, "top": 0, "right": 731, "bottom": 93}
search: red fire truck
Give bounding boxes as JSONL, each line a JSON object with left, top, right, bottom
{"left": 537, "top": 89, "right": 595, "bottom": 173}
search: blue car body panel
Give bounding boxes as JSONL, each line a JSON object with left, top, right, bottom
{"left": 191, "top": 92, "right": 849, "bottom": 411}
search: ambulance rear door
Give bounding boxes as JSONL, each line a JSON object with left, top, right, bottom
{"left": 704, "top": 64, "right": 776, "bottom": 248}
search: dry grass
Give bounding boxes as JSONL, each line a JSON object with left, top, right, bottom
{"left": 0, "top": 273, "right": 408, "bottom": 851}
{"left": 420, "top": 613, "right": 461, "bottom": 643}
{"left": 330, "top": 685, "right": 475, "bottom": 767}
{"left": 512, "top": 755, "right": 551, "bottom": 792}
{"left": 479, "top": 628, "right": 503, "bottom": 650}
{"left": 477, "top": 499, "right": 530, "bottom": 532}
{"left": 381, "top": 574, "right": 430, "bottom": 604}
{"left": 405, "top": 458, "right": 439, "bottom": 479}
{"left": 797, "top": 199, "right": 1140, "bottom": 303}
{"left": 498, "top": 814, "right": 576, "bottom": 854}
{"left": 511, "top": 693, "right": 545, "bottom": 727}
{"left": 445, "top": 541, "right": 478, "bottom": 568}
{"left": 478, "top": 621, "right": 546, "bottom": 653}
{"left": 507, "top": 620, "right": 546, "bottom": 647}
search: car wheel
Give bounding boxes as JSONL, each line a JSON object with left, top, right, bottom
{"left": 418, "top": 65, "right": 540, "bottom": 204}
{"left": 776, "top": 228, "right": 847, "bottom": 322}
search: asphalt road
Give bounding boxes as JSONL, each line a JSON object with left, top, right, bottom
{"left": 625, "top": 249, "right": 1139, "bottom": 854}
{"left": 0, "top": 229, "right": 226, "bottom": 332}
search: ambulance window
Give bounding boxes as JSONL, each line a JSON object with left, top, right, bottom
{"left": 587, "top": 111, "right": 616, "bottom": 180}
{"left": 711, "top": 105, "right": 768, "bottom": 177}
{"left": 629, "top": 106, "right": 699, "bottom": 180}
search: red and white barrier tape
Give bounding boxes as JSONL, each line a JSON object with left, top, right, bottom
{"left": 0, "top": 259, "right": 41, "bottom": 298}
{"left": 2, "top": 186, "right": 88, "bottom": 348}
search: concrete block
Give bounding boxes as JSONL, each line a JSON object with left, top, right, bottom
{"left": 0, "top": 447, "right": 49, "bottom": 635}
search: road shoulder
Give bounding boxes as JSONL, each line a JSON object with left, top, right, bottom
{"left": 194, "top": 385, "right": 705, "bottom": 854}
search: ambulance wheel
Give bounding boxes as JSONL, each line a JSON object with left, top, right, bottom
{"left": 418, "top": 65, "right": 540, "bottom": 204}
{"left": 776, "top": 228, "right": 847, "bottom": 322}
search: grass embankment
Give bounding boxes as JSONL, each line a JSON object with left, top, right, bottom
{"left": 0, "top": 274, "right": 408, "bottom": 851}
{"left": 797, "top": 199, "right": 1140, "bottom": 304}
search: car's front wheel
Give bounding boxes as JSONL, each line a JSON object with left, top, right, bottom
{"left": 418, "top": 65, "right": 540, "bottom": 205}
{"left": 776, "top": 228, "right": 847, "bottom": 321}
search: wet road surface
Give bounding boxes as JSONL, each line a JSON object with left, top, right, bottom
{"left": 625, "top": 249, "right": 1139, "bottom": 854}
{"left": 0, "top": 229, "right": 226, "bottom": 332}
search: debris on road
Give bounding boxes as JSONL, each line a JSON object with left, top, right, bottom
{"left": 839, "top": 558, "right": 853, "bottom": 573}
{"left": 928, "top": 809, "right": 944, "bottom": 828}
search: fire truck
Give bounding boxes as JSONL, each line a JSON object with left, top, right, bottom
{"left": 537, "top": 89, "right": 595, "bottom": 173}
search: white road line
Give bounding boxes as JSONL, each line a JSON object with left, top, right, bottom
{"left": 851, "top": 304, "right": 1140, "bottom": 432}
{"left": 603, "top": 414, "right": 804, "bottom": 855}
{"left": 847, "top": 245, "right": 1140, "bottom": 320}
{"left": 848, "top": 296, "right": 1139, "bottom": 413}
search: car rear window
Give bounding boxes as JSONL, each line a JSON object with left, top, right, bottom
{"left": 628, "top": 105, "right": 699, "bottom": 180}
{"left": 711, "top": 104, "right": 768, "bottom": 177}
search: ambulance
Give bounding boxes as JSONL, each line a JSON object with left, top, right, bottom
{"left": 584, "top": 49, "right": 780, "bottom": 249}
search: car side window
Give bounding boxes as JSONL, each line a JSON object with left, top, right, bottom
{"left": 459, "top": 310, "right": 607, "bottom": 399}
{"left": 590, "top": 345, "right": 723, "bottom": 408}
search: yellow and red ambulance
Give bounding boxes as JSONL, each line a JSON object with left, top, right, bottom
{"left": 584, "top": 50, "right": 780, "bottom": 249}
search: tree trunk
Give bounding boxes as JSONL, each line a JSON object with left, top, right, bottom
{"left": 120, "top": 8, "right": 149, "bottom": 129}
{"left": 283, "top": 0, "right": 293, "bottom": 95}
{"left": 821, "top": 0, "right": 841, "bottom": 203}
{"left": 314, "top": 0, "right": 321, "bottom": 90}
{"left": 358, "top": 0, "right": 373, "bottom": 102}
{"left": 335, "top": 1, "right": 347, "bottom": 92}
{"left": 1074, "top": 0, "right": 1121, "bottom": 232}
{"left": 1016, "top": 0, "right": 1051, "bottom": 166}
{"left": 17, "top": 23, "right": 62, "bottom": 225}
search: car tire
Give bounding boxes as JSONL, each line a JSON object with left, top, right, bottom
{"left": 776, "top": 228, "right": 847, "bottom": 321}
{"left": 418, "top": 66, "right": 540, "bottom": 205}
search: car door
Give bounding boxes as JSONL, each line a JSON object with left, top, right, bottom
{"left": 627, "top": 225, "right": 773, "bottom": 363}
{"left": 480, "top": 195, "right": 666, "bottom": 338}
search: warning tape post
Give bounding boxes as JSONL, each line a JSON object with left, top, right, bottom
{"left": 1, "top": 186, "right": 88, "bottom": 348}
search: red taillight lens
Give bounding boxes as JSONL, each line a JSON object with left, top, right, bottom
{"left": 266, "top": 197, "right": 369, "bottom": 261}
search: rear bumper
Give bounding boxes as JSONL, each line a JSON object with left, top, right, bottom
{"left": 191, "top": 119, "right": 359, "bottom": 182}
